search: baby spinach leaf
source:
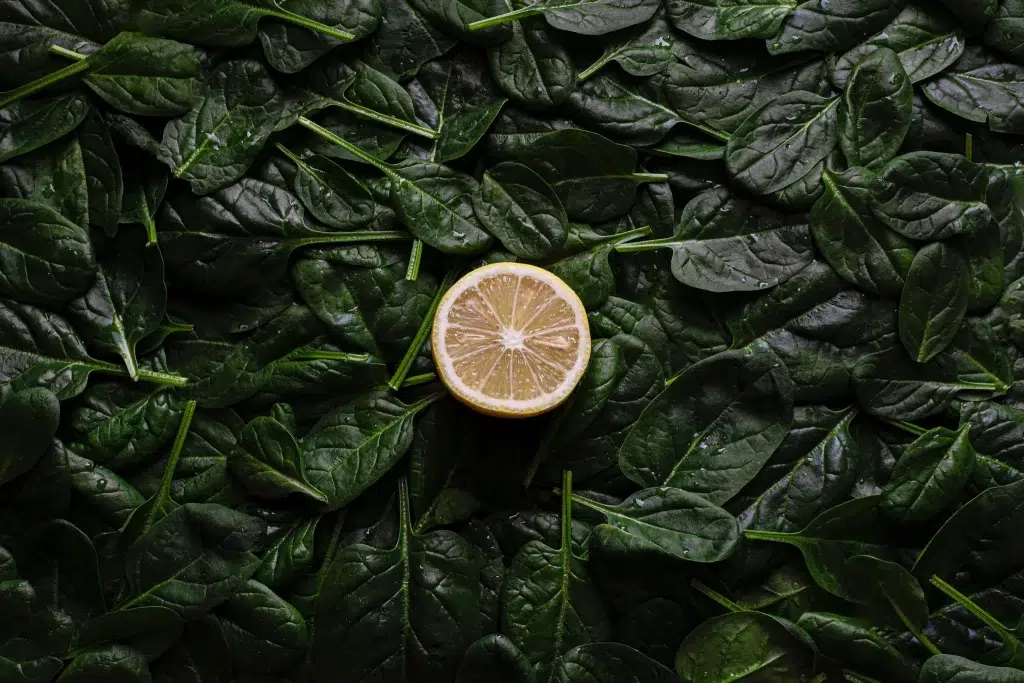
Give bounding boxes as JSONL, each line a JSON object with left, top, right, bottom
{"left": 811, "top": 168, "right": 914, "bottom": 296}
{"left": 920, "top": 46, "right": 1024, "bottom": 134}
{"left": 135, "top": 0, "right": 357, "bottom": 47}
{"left": 312, "top": 479, "right": 483, "bottom": 683}
{"left": 297, "top": 118, "right": 492, "bottom": 254}
{"left": 473, "top": 161, "right": 567, "bottom": 259}
{"left": 516, "top": 129, "right": 667, "bottom": 222}
{"left": 457, "top": 634, "right": 536, "bottom": 683}
{"left": 725, "top": 90, "right": 840, "bottom": 195}
{"left": 987, "top": 0, "right": 1024, "bottom": 62}
{"left": 0, "top": 389, "right": 60, "bottom": 488}
{"left": 68, "top": 228, "right": 165, "bottom": 381}
{"left": 852, "top": 347, "right": 1003, "bottom": 421}
{"left": 58, "top": 644, "right": 150, "bottom": 683}
{"left": 872, "top": 152, "right": 994, "bottom": 240}
{"left": 301, "top": 392, "right": 442, "bottom": 508}
{"left": 118, "top": 161, "right": 167, "bottom": 245}
{"left": 919, "top": 654, "right": 1024, "bottom": 682}
{"left": 577, "top": 15, "right": 676, "bottom": 81}
{"left": 470, "top": 0, "right": 660, "bottom": 35}
{"left": 744, "top": 496, "right": 894, "bottom": 600}
{"left": 618, "top": 187, "right": 814, "bottom": 292}
{"left": 219, "top": 579, "right": 307, "bottom": 675}
{"left": 258, "top": 0, "right": 379, "bottom": 74}
{"left": 276, "top": 147, "right": 378, "bottom": 231}
{"left": 666, "top": 0, "right": 793, "bottom": 41}
{"left": 0, "top": 198, "right": 95, "bottom": 305}
{"left": 574, "top": 486, "right": 739, "bottom": 562}
{"left": 66, "top": 451, "right": 145, "bottom": 527}
{"left": 76, "top": 606, "right": 183, "bottom": 661}
{"left": 158, "top": 60, "right": 285, "bottom": 195}
{"left": 503, "top": 473, "right": 611, "bottom": 682}
{"left": 899, "top": 242, "right": 969, "bottom": 363}
{"left": 254, "top": 516, "right": 318, "bottom": 589}
{"left": 120, "top": 502, "right": 265, "bottom": 618}
{"left": 232, "top": 413, "right": 328, "bottom": 503}
{"left": 839, "top": 47, "right": 913, "bottom": 170}
{"left": 675, "top": 611, "right": 816, "bottom": 683}
{"left": 961, "top": 401, "right": 1024, "bottom": 489}
{"left": 0, "top": 133, "right": 89, "bottom": 228}
{"left": 408, "top": 49, "right": 508, "bottom": 163}
{"left": 938, "top": 0, "right": 997, "bottom": 27}
{"left": 832, "top": 5, "right": 965, "bottom": 86}
{"left": 0, "top": 93, "right": 90, "bottom": 164}
{"left": 409, "top": 0, "right": 512, "bottom": 45}
{"left": 846, "top": 554, "right": 938, "bottom": 654}
{"left": 797, "top": 612, "right": 921, "bottom": 683}
{"left": 362, "top": 0, "right": 456, "bottom": 81}
{"left": 556, "top": 643, "right": 675, "bottom": 683}
{"left": 913, "top": 479, "right": 1024, "bottom": 588}
{"left": 619, "top": 343, "right": 794, "bottom": 505}
{"left": 768, "top": 0, "right": 903, "bottom": 56}
{"left": 881, "top": 425, "right": 975, "bottom": 522}
{"left": 487, "top": 16, "right": 576, "bottom": 109}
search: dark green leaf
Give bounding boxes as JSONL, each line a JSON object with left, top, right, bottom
{"left": 920, "top": 46, "right": 1024, "bottom": 134}
{"left": 77, "top": 607, "right": 183, "bottom": 662}
{"left": 556, "top": 643, "right": 675, "bottom": 683}
{"left": 919, "top": 654, "right": 1024, "bottom": 682}
{"left": 797, "top": 612, "right": 920, "bottom": 683}
{"left": 899, "top": 242, "right": 969, "bottom": 363}
{"left": 666, "top": 0, "right": 791, "bottom": 40}
{"left": 881, "top": 426, "right": 974, "bottom": 522}
{"left": 839, "top": 47, "right": 913, "bottom": 170}
{"left": 768, "top": 0, "right": 903, "bottom": 55}
{"left": 457, "top": 634, "right": 536, "bottom": 683}
{"left": 473, "top": 161, "right": 567, "bottom": 259}
{"left": 487, "top": 17, "right": 575, "bottom": 109}
{"left": 58, "top": 644, "right": 150, "bottom": 683}
{"left": 219, "top": 579, "right": 307, "bottom": 675}
{"left": 0, "top": 94, "right": 89, "bottom": 164}
{"left": 0, "top": 388, "right": 59, "bottom": 488}
{"left": 232, "top": 414, "right": 328, "bottom": 503}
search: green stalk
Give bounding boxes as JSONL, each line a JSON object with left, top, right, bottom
{"left": 614, "top": 236, "right": 677, "bottom": 254}
{"left": 256, "top": 6, "right": 355, "bottom": 42}
{"left": 809, "top": 675, "right": 828, "bottom": 683}
{"left": 467, "top": 5, "right": 545, "bottom": 30}
{"left": 930, "top": 575, "right": 1020, "bottom": 654}
{"left": 690, "top": 579, "right": 744, "bottom": 613}
{"left": 287, "top": 348, "right": 373, "bottom": 363}
{"left": 406, "top": 239, "right": 424, "bottom": 281}
{"left": 843, "top": 672, "right": 882, "bottom": 683}
{"left": 742, "top": 529, "right": 789, "bottom": 542}
{"left": 388, "top": 269, "right": 460, "bottom": 390}
{"left": 882, "top": 419, "right": 928, "bottom": 437}
{"left": 93, "top": 359, "right": 189, "bottom": 387}
{"left": 0, "top": 57, "right": 91, "bottom": 108}
{"left": 965, "top": 133, "right": 974, "bottom": 162}
{"left": 323, "top": 97, "right": 437, "bottom": 139}
{"left": 630, "top": 172, "right": 670, "bottom": 183}
{"left": 560, "top": 470, "right": 573, "bottom": 551}
{"left": 142, "top": 213, "right": 158, "bottom": 246}
{"left": 400, "top": 372, "right": 437, "bottom": 388}
{"left": 294, "top": 230, "right": 412, "bottom": 248}
{"left": 160, "top": 400, "right": 197, "bottom": 499}
{"left": 577, "top": 54, "right": 612, "bottom": 82}
{"left": 298, "top": 116, "right": 394, "bottom": 176}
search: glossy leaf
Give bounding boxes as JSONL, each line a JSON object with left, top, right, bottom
{"left": 839, "top": 47, "right": 913, "bottom": 170}
{"left": 899, "top": 243, "right": 969, "bottom": 363}
{"left": 881, "top": 426, "right": 975, "bottom": 522}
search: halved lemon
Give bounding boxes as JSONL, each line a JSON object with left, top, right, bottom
{"left": 431, "top": 262, "right": 591, "bottom": 418}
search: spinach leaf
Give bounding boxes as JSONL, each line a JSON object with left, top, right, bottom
{"left": 59, "top": 644, "right": 150, "bottom": 683}
{"left": 363, "top": 0, "right": 456, "bottom": 81}
{"left": 675, "top": 611, "right": 816, "bottom": 683}
{"left": 619, "top": 343, "right": 794, "bottom": 505}
{"left": 768, "top": 0, "right": 903, "bottom": 55}
{"left": 666, "top": 0, "right": 792, "bottom": 41}
{"left": 515, "top": 129, "right": 667, "bottom": 222}
{"left": 258, "top": 0, "right": 379, "bottom": 74}
{"left": 0, "top": 198, "right": 95, "bottom": 305}
{"left": 158, "top": 60, "right": 285, "bottom": 195}
{"left": 832, "top": 5, "right": 965, "bottom": 87}
{"left": 920, "top": 46, "right": 1024, "bottom": 134}
{"left": 457, "top": 634, "right": 536, "bottom": 683}
{"left": 577, "top": 15, "right": 676, "bottom": 81}
{"left": 219, "top": 579, "right": 307, "bottom": 675}
{"left": 846, "top": 554, "right": 938, "bottom": 654}
{"left": 469, "top": 0, "right": 659, "bottom": 35}
{"left": 839, "top": 47, "right": 913, "bottom": 170}
{"left": 987, "top": 0, "right": 1024, "bottom": 62}
{"left": 725, "top": 90, "right": 839, "bottom": 196}
{"left": 473, "top": 161, "right": 567, "bottom": 259}
{"left": 0, "top": 134, "right": 89, "bottom": 228}
{"left": 617, "top": 187, "right": 814, "bottom": 292}
{"left": 312, "top": 479, "right": 483, "bottom": 682}
{"left": 573, "top": 486, "right": 739, "bottom": 562}
{"left": 810, "top": 168, "right": 914, "bottom": 296}
{"left": 487, "top": 15, "right": 576, "bottom": 109}
{"left": 881, "top": 425, "right": 975, "bottom": 522}
{"left": 0, "top": 389, "right": 60, "bottom": 488}
{"left": 301, "top": 392, "right": 442, "bottom": 508}
{"left": 0, "top": 94, "right": 89, "bottom": 163}
{"left": 503, "top": 472, "right": 611, "bottom": 682}
{"left": 919, "top": 654, "right": 1024, "bottom": 682}
{"left": 797, "top": 612, "right": 921, "bottom": 683}
{"left": 899, "top": 242, "right": 969, "bottom": 363}
{"left": 408, "top": 49, "right": 508, "bottom": 163}
{"left": 872, "top": 152, "right": 994, "bottom": 240}
{"left": 232, "top": 413, "right": 328, "bottom": 503}
{"left": 556, "top": 643, "right": 675, "bottom": 683}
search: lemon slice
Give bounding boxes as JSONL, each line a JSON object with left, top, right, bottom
{"left": 431, "top": 262, "right": 591, "bottom": 418}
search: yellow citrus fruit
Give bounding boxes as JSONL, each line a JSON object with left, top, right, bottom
{"left": 431, "top": 262, "right": 591, "bottom": 418}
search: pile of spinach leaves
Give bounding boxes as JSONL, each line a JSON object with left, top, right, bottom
{"left": 1, "top": 0, "right": 1024, "bottom": 681}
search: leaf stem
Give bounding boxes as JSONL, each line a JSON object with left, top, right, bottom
{"left": 965, "top": 133, "right": 974, "bottom": 163}
{"left": 467, "top": 5, "right": 545, "bottom": 30}
{"left": 882, "top": 419, "right": 928, "bottom": 436}
{"left": 406, "top": 239, "right": 424, "bottom": 281}
{"left": 298, "top": 116, "right": 393, "bottom": 176}
{"left": 287, "top": 348, "right": 373, "bottom": 363}
{"left": 256, "top": 6, "right": 356, "bottom": 42}
{"left": 690, "top": 579, "right": 744, "bottom": 613}
{"left": 561, "top": 470, "right": 573, "bottom": 552}
{"left": 809, "top": 675, "right": 828, "bottom": 683}
{"left": 614, "top": 236, "right": 678, "bottom": 254}
{"left": 0, "top": 57, "right": 91, "bottom": 108}
{"left": 630, "top": 172, "right": 670, "bottom": 183}
{"left": 294, "top": 230, "right": 412, "bottom": 248}
{"left": 387, "top": 270, "right": 459, "bottom": 390}
{"left": 160, "top": 400, "right": 197, "bottom": 499}
{"left": 400, "top": 372, "right": 437, "bottom": 388}
{"left": 577, "top": 54, "right": 612, "bottom": 82}
{"left": 96, "top": 362, "right": 189, "bottom": 387}
{"left": 930, "top": 575, "right": 1020, "bottom": 654}
{"left": 325, "top": 97, "right": 437, "bottom": 139}
{"left": 49, "top": 44, "right": 87, "bottom": 62}
{"left": 743, "top": 529, "right": 789, "bottom": 543}
{"left": 843, "top": 672, "right": 883, "bottom": 683}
